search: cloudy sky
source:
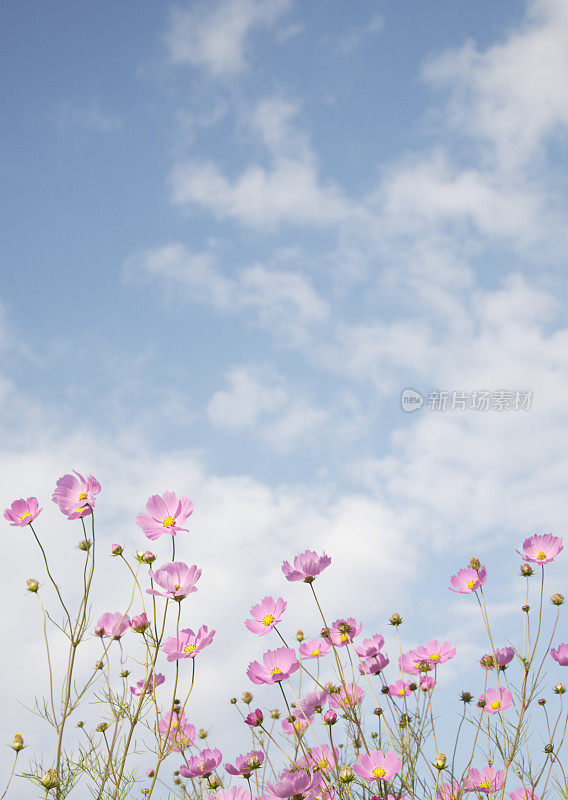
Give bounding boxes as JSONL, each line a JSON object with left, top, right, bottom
{"left": 1, "top": 0, "right": 568, "bottom": 796}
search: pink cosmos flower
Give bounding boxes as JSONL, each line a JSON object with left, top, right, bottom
{"left": 129, "top": 612, "right": 150, "bottom": 633}
{"left": 246, "top": 647, "right": 300, "bottom": 684}
{"left": 245, "top": 708, "right": 263, "bottom": 727}
{"left": 147, "top": 562, "right": 201, "bottom": 600}
{"left": 4, "top": 497, "right": 42, "bottom": 527}
{"left": 479, "top": 687, "right": 513, "bottom": 714}
{"left": 245, "top": 596, "right": 287, "bottom": 635}
{"left": 299, "top": 637, "right": 331, "bottom": 659}
{"left": 550, "top": 643, "right": 568, "bottom": 665}
{"left": 281, "top": 712, "right": 313, "bottom": 736}
{"left": 480, "top": 646, "right": 515, "bottom": 670}
{"left": 436, "top": 781, "right": 465, "bottom": 799}
{"left": 389, "top": 679, "right": 413, "bottom": 698}
{"left": 179, "top": 747, "right": 223, "bottom": 778}
{"left": 135, "top": 491, "right": 193, "bottom": 541}
{"left": 268, "top": 770, "right": 318, "bottom": 798}
{"left": 299, "top": 745, "right": 338, "bottom": 774}
{"left": 52, "top": 472, "right": 101, "bottom": 519}
{"left": 353, "top": 749, "right": 402, "bottom": 781}
{"left": 420, "top": 675, "right": 436, "bottom": 691}
{"left": 466, "top": 766, "right": 504, "bottom": 793}
{"left": 329, "top": 617, "right": 362, "bottom": 647}
{"left": 359, "top": 653, "right": 389, "bottom": 675}
{"left": 329, "top": 682, "right": 364, "bottom": 709}
{"left": 130, "top": 672, "right": 165, "bottom": 695}
{"left": 517, "top": 533, "right": 563, "bottom": 565}
{"left": 282, "top": 550, "right": 331, "bottom": 583}
{"left": 297, "top": 690, "right": 328, "bottom": 717}
{"left": 450, "top": 565, "right": 487, "bottom": 594}
{"left": 162, "top": 625, "right": 215, "bottom": 661}
{"left": 158, "top": 710, "right": 195, "bottom": 751}
{"left": 217, "top": 790, "right": 251, "bottom": 800}
{"left": 95, "top": 612, "right": 130, "bottom": 639}
{"left": 510, "top": 789, "right": 538, "bottom": 800}
{"left": 225, "top": 750, "right": 264, "bottom": 777}
{"left": 355, "top": 634, "right": 385, "bottom": 658}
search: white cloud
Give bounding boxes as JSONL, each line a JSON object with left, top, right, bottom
{"left": 165, "top": 0, "right": 293, "bottom": 78}
{"left": 338, "top": 12, "right": 384, "bottom": 55}
{"left": 51, "top": 101, "right": 122, "bottom": 134}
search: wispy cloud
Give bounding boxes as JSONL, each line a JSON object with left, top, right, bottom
{"left": 50, "top": 100, "right": 122, "bottom": 134}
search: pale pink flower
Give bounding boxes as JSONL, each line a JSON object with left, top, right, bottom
{"left": 329, "top": 682, "right": 364, "bottom": 709}
{"left": 162, "top": 625, "right": 215, "bottom": 661}
{"left": 355, "top": 634, "right": 385, "bottom": 658}
{"left": 353, "top": 749, "right": 402, "bottom": 781}
{"left": 245, "top": 596, "right": 287, "bottom": 635}
{"left": 450, "top": 566, "right": 487, "bottom": 594}
{"left": 329, "top": 617, "right": 362, "bottom": 647}
{"left": 225, "top": 750, "right": 264, "bottom": 777}
{"left": 281, "top": 712, "right": 313, "bottom": 736}
{"left": 299, "top": 638, "right": 331, "bottom": 659}
{"left": 247, "top": 647, "right": 300, "bottom": 685}
{"left": 129, "top": 612, "right": 150, "bottom": 633}
{"left": 388, "top": 679, "right": 413, "bottom": 699}
{"left": 268, "top": 770, "right": 319, "bottom": 798}
{"left": 479, "top": 687, "right": 513, "bottom": 714}
{"left": 550, "top": 643, "right": 568, "bottom": 665}
{"left": 95, "top": 611, "right": 130, "bottom": 639}
{"left": 420, "top": 675, "right": 436, "bottom": 691}
{"left": 4, "top": 497, "right": 42, "bottom": 527}
{"left": 358, "top": 654, "right": 389, "bottom": 675}
{"left": 147, "top": 561, "right": 201, "bottom": 600}
{"left": 136, "top": 491, "right": 193, "bottom": 541}
{"left": 466, "top": 766, "right": 504, "bottom": 793}
{"left": 297, "top": 690, "right": 328, "bottom": 717}
{"left": 52, "top": 471, "right": 101, "bottom": 519}
{"left": 158, "top": 710, "right": 195, "bottom": 751}
{"left": 510, "top": 789, "right": 538, "bottom": 800}
{"left": 282, "top": 550, "right": 331, "bottom": 583}
{"left": 179, "top": 747, "right": 222, "bottom": 778}
{"left": 299, "top": 745, "right": 338, "bottom": 774}
{"left": 517, "top": 533, "right": 563, "bottom": 564}
{"left": 130, "top": 672, "right": 165, "bottom": 695}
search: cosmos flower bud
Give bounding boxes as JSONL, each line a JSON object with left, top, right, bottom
{"left": 381, "top": 685, "right": 390, "bottom": 694}
{"left": 146, "top": 769, "right": 154, "bottom": 777}
{"left": 135, "top": 551, "right": 146, "bottom": 562}
{"left": 120, "top": 669, "right": 130, "bottom": 678}
{"left": 399, "top": 714, "right": 409, "bottom": 728}
{"left": 538, "top": 698, "right": 546, "bottom": 706}
{"left": 373, "top": 707, "right": 383, "bottom": 716}
{"left": 142, "top": 551, "right": 156, "bottom": 564}
{"left": 198, "top": 728, "right": 207, "bottom": 739}
{"left": 78, "top": 538, "right": 92, "bottom": 551}
{"left": 95, "top": 660, "right": 104, "bottom": 670}
{"left": 551, "top": 593, "right": 564, "bottom": 606}
{"left": 174, "top": 778, "right": 181, "bottom": 785}
{"left": 94, "top": 626, "right": 105, "bottom": 637}
{"left": 130, "top": 613, "right": 150, "bottom": 633}
{"left": 296, "top": 629, "right": 304, "bottom": 642}
{"left": 242, "top": 692, "right": 253, "bottom": 704}
{"left": 522, "top": 605, "right": 530, "bottom": 612}
{"left": 544, "top": 743, "right": 554, "bottom": 754}
{"left": 111, "top": 544, "right": 123, "bottom": 556}
{"left": 245, "top": 709, "right": 263, "bottom": 727}
{"left": 520, "top": 563, "right": 533, "bottom": 577}
{"left": 477, "top": 699, "right": 486, "bottom": 708}
{"left": 229, "top": 697, "right": 237, "bottom": 704}
{"left": 142, "top": 789, "right": 150, "bottom": 796}
{"left": 417, "top": 659, "right": 432, "bottom": 673}
{"left": 11, "top": 734, "right": 24, "bottom": 752}
{"left": 321, "top": 627, "right": 331, "bottom": 639}
{"left": 371, "top": 731, "right": 378, "bottom": 738}
{"left": 208, "top": 776, "right": 222, "bottom": 790}
{"left": 469, "top": 557, "right": 481, "bottom": 570}
{"left": 409, "top": 682, "right": 418, "bottom": 691}
{"left": 26, "top": 578, "right": 39, "bottom": 593}
{"left": 76, "top": 721, "right": 84, "bottom": 728}
{"left": 460, "top": 691, "right": 473, "bottom": 703}
{"left": 96, "top": 723, "right": 109, "bottom": 732}
{"left": 323, "top": 709, "right": 337, "bottom": 725}
{"left": 480, "top": 654, "right": 495, "bottom": 669}
{"left": 270, "top": 708, "right": 280, "bottom": 719}
{"left": 434, "top": 753, "right": 447, "bottom": 770}
{"left": 554, "top": 683, "right": 566, "bottom": 695}
{"left": 40, "top": 770, "right": 60, "bottom": 789}
{"left": 389, "top": 612, "right": 403, "bottom": 626}
{"left": 339, "top": 766, "right": 355, "bottom": 784}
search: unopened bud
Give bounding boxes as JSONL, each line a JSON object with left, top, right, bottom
{"left": 76, "top": 721, "right": 84, "bottom": 728}
{"left": 554, "top": 683, "right": 566, "bottom": 695}
{"left": 242, "top": 692, "right": 253, "bottom": 704}
{"left": 373, "top": 707, "right": 383, "bottom": 716}
{"left": 434, "top": 753, "right": 447, "bottom": 770}
{"left": 551, "top": 593, "right": 564, "bottom": 606}
{"left": 538, "top": 698, "right": 546, "bottom": 706}
{"left": 339, "top": 766, "right": 354, "bottom": 784}
{"left": 323, "top": 709, "right": 337, "bottom": 725}
{"left": 270, "top": 708, "right": 280, "bottom": 719}
{"left": 40, "top": 770, "right": 60, "bottom": 789}
{"left": 544, "top": 743, "right": 554, "bottom": 754}
{"left": 120, "top": 669, "right": 130, "bottom": 678}
{"left": 296, "top": 629, "right": 304, "bottom": 642}
{"left": 520, "top": 563, "right": 533, "bottom": 577}
{"left": 460, "top": 691, "right": 473, "bottom": 703}
{"left": 111, "top": 543, "right": 123, "bottom": 556}
{"left": 198, "top": 728, "right": 207, "bottom": 739}
{"left": 321, "top": 627, "right": 331, "bottom": 639}
{"left": 477, "top": 699, "right": 486, "bottom": 708}
{"left": 245, "top": 709, "right": 263, "bottom": 727}
{"left": 11, "top": 734, "right": 24, "bottom": 752}
{"left": 409, "top": 682, "right": 417, "bottom": 691}
{"left": 229, "top": 697, "right": 237, "bottom": 704}
{"left": 381, "top": 685, "right": 390, "bottom": 694}
{"left": 389, "top": 612, "right": 403, "bottom": 626}
{"left": 469, "top": 557, "right": 481, "bottom": 570}
{"left": 208, "top": 775, "right": 222, "bottom": 790}
{"left": 142, "top": 551, "right": 155, "bottom": 564}
{"left": 26, "top": 578, "right": 39, "bottom": 593}
{"left": 174, "top": 777, "right": 181, "bottom": 785}
{"left": 145, "top": 769, "right": 154, "bottom": 778}
{"left": 96, "top": 722, "right": 109, "bottom": 732}
{"left": 95, "top": 660, "right": 104, "bottom": 670}
{"left": 78, "top": 538, "right": 92, "bottom": 551}
{"left": 399, "top": 714, "right": 409, "bottom": 728}
{"left": 522, "top": 605, "right": 530, "bottom": 613}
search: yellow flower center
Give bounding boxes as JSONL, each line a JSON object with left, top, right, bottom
{"left": 75, "top": 507, "right": 86, "bottom": 514}
{"left": 537, "top": 550, "right": 546, "bottom": 560}
{"left": 398, "top": 688, "right": 405, "bottom": 696}
{"left": 79, "top": 492, "right": 88, "bottom": 500}
{"left": 340, "top": 633, "right": 349, "bottom": 642}
{"left": 312, "top": 649, "right": 321, "bottom": 656}
{"left": 183, "top": 644, "right": 196, "bottom": 654}
{"left": 174, "top": 584, "right": 181, "bottom": 591}
{"left": 467, "top": 579, "right": 476, "bottom": 589}
{"left": 270, "top": 667, "right": 281, "bottom": 676}
{"left": 371, "top": 767, "right": 386, "bottom": 778}
{"left": 480, "top": 781, "right": 491, "bottom": 789}
{"left": 262, "top": 614, "right": 275, "bottom": 626}
{"left": 172, "top": 720, "right": 179, "bottom": 728}
{"left": 430, "top": 653, "right": 440, "bottom": 661}
{"left": 317, "top": 759, "right": 328, "bottom": 770}
{"left": 163, "top": 515, "right": 176, "bottom": 527}
{"left": 490, "top": 700, "right": 501, "bottom": 710}
{"left": 19, "top": 512, "right": 32, "bottom": 520}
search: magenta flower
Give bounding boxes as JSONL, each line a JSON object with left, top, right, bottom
{"left": 299, "top": 637, "right": 331, "bottom": 659}
{"left": 550, "top": 643, "right": 568, "bottom": 665}
{"left": 281, "top": 549, "right": 331, "bottom": 583}
{"left": 480, "top": 646, "right": 515, "bottom": 670}
{"left": 355, "top": 634, "right": 385, "bottom": 658}
{"left": 297, "top": 690, "right": 328, "bottom": 717}
{"left": 268, "top": 770, "right": 317, "bottom": 798}
{"left": 52, "top": 471, "right": 101, "bottom": 519}
{"left": 147, "top": 561, "right": 201, "bottom": 601}
{"left": 246, "top": 647, "right": 300, "bottom": 684}
{"left": 359, "top": 654, "right": 389, "bottom": 675}
{"left": 179, "top": 747, "right": 223, "bottom": 778}
{"left": 329, "top": 617, "right": 362, "bottom": 647}
{"left": 388, "top": 679, "right": 413, "bottom": 699}
{"left": 136, "top": 491, "right": 193, "bottom": 541}
{"left": 162, "top": 625, "right": 215, "bottom": 661}
{"left": 323, "top": 709, "right": 337, "bottom": 725}
{"left": 130, "top": 672, "right": 165, "bottom": 696}
{"left": 510, "top": 789, "right": 538, "bottom": 800}
{"left": 245, "top": 708, "right": 263, "bottom": 727}
{"left": 479, "top": 687, "right": 513, "bottom": 714}
{"left": 466, "top": 766, "right": 504, "bottom": 793}
{"left": 4, "top": 497, "right": 42, "bottom": 527}
{"left": 225, "top": 750, "right": 264, "bottom": 778}
{"left": 517, "top": 533, "right": 563, "bottom": 564}
{"left": 450, "top": 565, "right": 487, "bottom": 594}
{"left": 129, "top": 612, "right": 150, "bottom": 633}
{"left": 329, "top": 682, "right": 364, "bottom": 709}
{"left": 95, "top": 612, "right": 130, "bottom": 639}
{"left": 158, "top": 710, "right": 195, "bottom": 751}
{"left": 353, "top": 749, "right": 402, "bottom": 781}
{"left": 245, "top": 596, "right": 287, "bottom": 635}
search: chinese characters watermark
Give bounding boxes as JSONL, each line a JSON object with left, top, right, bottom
{"left": 400, "top": 388, "right": 533, "bottom": 413}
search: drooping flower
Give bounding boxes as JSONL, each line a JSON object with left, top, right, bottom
{"left": 550, "top": 643, "right": 568, "bottom": 666}
{"left": 479, "top": 687, "right": 513, "bottom": 714}
{"left": 299, "top": 637, "right": 331, "bottom": 659}
{"left": 329, "top": 617, "right": 362, "bottom": 647}
{"left": 52, "top": 472, "right": 101, "bottom": 519}
{"left": 129, "top": 612, "right": 150, "bottom": 633}
{"left": 450, "top": 566, "right": 487, "bottom": 594}
{"left": 297, "top": 690, "right": 328, "bottom": 717}
{"left": 130, "top": 672, "right": 165, "bottom": 695}
{"left": 281, "top": 550, "right": 331, "bottom": 583}
{"left": 225, "top": 750, "right": 264, "bottom": 778}
{"left": 135, "top": 491, "right": 193, "bottom": 541}
{"left": 388, "top": 679, "right": 413, "bottom": 699}
{"left": 246, "top": 647, "right": 300, "bottom": 685}
{"left": 517, "top": 533, "right": 563, "bottom": 565}
{"left": 329, "top": 682, "right": 364, "bottom": 709}
{"left": 95, "top": 612, "right": 130, "bottom": 639}
{"left": 245, "top": 596, "right": 287, "bottom": 635}
{"left": 510, "top": 788, "right": 538, "bottom": 800}
{"left": 355, "top": 634, "right": 385, "bottom": 658}
{"left": 162, "top": 625, "right": 215, "bottom": 661}
{"left": 157, "top": 710, "right": 195, "bottom": 751}
{"left": 466, "top": 766, "right": 504, "bottom": 793}
{"left": 268, "top": 770, "right": 318, "bottom": 798}
{"left": 4, "top": 497, "right": 42, "bottom": 527}
{"left": 353, "top": 749, "right": 402, "bottom": 781}
{"left": 179, "top": 747, "right": 223, "bottom": 778}
{"left": 147, "top": 562, "right": 201, "bottom": 600}
{"left": 359, "top": 653, "right": 389, "bottom": 675}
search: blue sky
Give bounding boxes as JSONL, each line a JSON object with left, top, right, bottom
{"left": 1, "top": 0, "right": 568, "bottom": 795}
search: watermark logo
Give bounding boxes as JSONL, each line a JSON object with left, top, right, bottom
{"left": 401, "top": 388, "right": 424, "bottom": 412}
